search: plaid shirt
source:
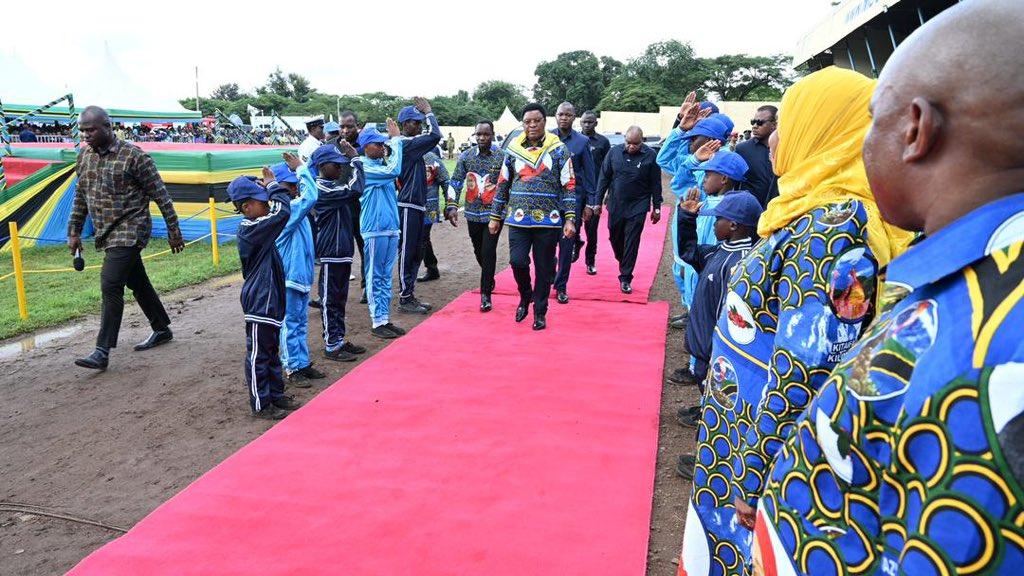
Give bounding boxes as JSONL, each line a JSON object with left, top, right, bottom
{"left": 68, "top": 139, "right": 180, "bottom": 250}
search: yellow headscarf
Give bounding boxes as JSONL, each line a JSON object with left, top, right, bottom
{"left": 759, "top": 67, "right": 913, "bottom": 266}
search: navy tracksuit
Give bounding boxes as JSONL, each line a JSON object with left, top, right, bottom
{"left": 676, "top": 209, "right": 755, "bottom": 388}
{"left": 314, "top": 164, "right": 365, "bottom": 352}
{"left": 238, "top": 187, "right": 292, "bottom": 412}
{"left": 396, "top": 113, "right": 442, "bottom": 302}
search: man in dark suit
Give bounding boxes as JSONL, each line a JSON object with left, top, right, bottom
{"left": 590, "top": 126, "right": 663, "bottom": 294}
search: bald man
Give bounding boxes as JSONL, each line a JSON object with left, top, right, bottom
{"left": 594, "top": 126, "right": 662, "bottom": 294}
{"left": 752, "top": 2, "right": 1024, "bottom": 575}
{"left": 68, "top": 106, "right": 185, "bottom": 370}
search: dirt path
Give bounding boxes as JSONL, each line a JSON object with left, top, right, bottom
{"left": 1, "top": 177, "right": 697, "bottom": 575}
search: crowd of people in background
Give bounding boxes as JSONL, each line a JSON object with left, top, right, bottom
{"left": 11, "top": 121, "right": 304, "bottom": 145}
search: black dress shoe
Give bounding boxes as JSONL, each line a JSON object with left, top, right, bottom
{"left": 556, "top": 291, "right": 569, "bottom": 304}
{"left": 480, "top": 293, "right": 492, "bottom": 312}
{"left": 417, "top": 268, "right": 440, "bottom": 282}
{"left": 324, "top": 348, "right": 357, "bottom": 362}
{"left": 272, "top": 395, "right": 303, "bottom": 411}
{"left": 134, "top": 329, "right": 173, "bottom": 351}
{"left": 515, "top": 302, "right": 529, "bottom": 323}
{"left": 340, "top": 341, "right": 366, "bottom": 355}
{"left": 586, "top": 265, "right": 597, "bottom": 275}
{"left": 532, "top": 314, "right": 547, "bottom": 331}
{"left": 620, "top": 281, "right": 632, "bottom": 294}
{"left": 74, "top": 349, "right": 109, "bottom": 370}
{"left": 676, "top": 454, "right": 696, "bottom": 480}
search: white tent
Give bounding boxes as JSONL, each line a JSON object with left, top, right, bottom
{"left": 494, "top": 106, "right": 519, "bottom": 135}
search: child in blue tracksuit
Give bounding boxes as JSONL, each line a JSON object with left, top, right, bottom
{"left": 356, "top": 125, "right": 408, "bottom": 339}
{"left": 311, "top": 144, "right": 368, "bottom": 363}
{"left": 228, "top": 172, "right": 303, "bottom": 420}
{"left": 656, "top": 114, "right": 732, "bottom": 316}
{"left": 271, "top": 157, "right": 325, "bottom": 386}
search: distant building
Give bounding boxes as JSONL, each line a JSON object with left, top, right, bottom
{"left": 794, "top": 0, "right": 959, "bottom": 77}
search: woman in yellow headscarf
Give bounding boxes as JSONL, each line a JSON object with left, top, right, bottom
{"left": 676, "top": 67, "right": 913, "bottom": 576}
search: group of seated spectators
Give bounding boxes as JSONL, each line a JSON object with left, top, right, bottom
{"left": 11, "top": 121, "right": 303, "bottom": 146}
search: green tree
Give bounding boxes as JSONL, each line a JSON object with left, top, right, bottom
{"left": 258, "top": 68, "right": 293, "bottom": 98}
{"left": 533, "top": 50, "right": 605, "bottom": 113}
{"left": 596, "top": 76, "right": 673, "bottom": 112}
{"left": 599, "top": 56, "right": 624, "bottom": 90}
{"left": 700, "top": 54, "right": 793, "bottom": 100}
{"left": 211, "top": 83, "right": 245, "bottom": 101}
{"left": 472, "top": 80, "right": 528, "bottom": 119}
{"left": 288, "top": 73, "right": 314, "bottom": 102}
{"left": 627, "top": 40, "right": 706, "bottom": 99}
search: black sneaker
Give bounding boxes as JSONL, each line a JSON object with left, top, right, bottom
{"left": 676, "top": 454, "right": 696, "bottom": 480}
{"left": 417, "top": 268, "right": 440, "bottom": 282}
{"left": 272, "top": 395, "right": 303, "bottom": 411}
{"left": 287, "top": 371, "right": 313, "bottom": 388}
{"left": 666, "top": 368, "right": 699, "bottom": 386}
{"left": 586, "top": 265, "right": 597, "bottom": 275}
{"left": 340, "top": 341, "right": 367, "bottom": 355}
{"left": 296, "top": 365, "right": 326, "bottom": 379}
{"left": 669, "top": 316, "right": 687, "bottom": 330}
{"left": 309, "top": 299, "right": 323, "bottom": 309}
{"left": 677, "top": 405, "right": 701, "bottom": 428}
{"left": 252, "top": 405, "right": 287, "bottom": 420}
{"left": 480, "top": 293, "right": 492, "bottom": 312}
{"left": 372, "top": 325, "right": 400, "bottom": 339}
{"left": 398, "top": 298, "right": 430, "bottom": 315}
{"left": 383, "top": 322, "right": 407, "bottom": 336}
{"left": 324, "top": 348, "right": 357, "bottom": 362}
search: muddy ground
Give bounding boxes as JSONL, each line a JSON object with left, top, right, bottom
{"left": 0, "top": 179, "right": 697, "bottom": 575}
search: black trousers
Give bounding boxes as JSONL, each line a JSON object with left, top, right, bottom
{"left": 583, "top": 211, "right": 601, "bottom": 267}
{"left": 422, "top": 222, "right": 438, "bottom": 271}
{"left": 244, "top": 321, "right": 284, "bottom": 412}
{"left": 508, "top": 226, "right": 560, "bottom": 315}
{"left": 553, "top": 194, "right": 587, "bottom": 292}
{"left": 608, "top": 213, "right": 646, "bottom": 283}
{"left": 467, "top": 220, "right": 502, "bottom": 294}
{"left": 96, "top": 246, "right": 170, "bottom": 349}
{"left": 398, "top": 206, "right": 425, "bottom": 300}
{"left": 350, "top": 199, "right": 366, "bottom": 287}
{"left": 319, "top": 261, "right": 351, "bottom": 352}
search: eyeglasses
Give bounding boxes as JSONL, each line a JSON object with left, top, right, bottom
{"left": 750, "top": 118, "right": 775, "bottom": 127}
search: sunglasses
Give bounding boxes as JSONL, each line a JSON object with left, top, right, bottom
{"left": 750, "top": 118, "right": 775, "bottom": 127}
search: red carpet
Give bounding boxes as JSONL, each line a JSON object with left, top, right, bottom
{"left": 70, "top": 291, "right": 669, "bottom": 575}
{"left": 489, "top": 208, "right": 669, "bottom": 304}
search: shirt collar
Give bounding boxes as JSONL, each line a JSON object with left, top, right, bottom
{"left": 95, "top": 138, "right": 122, "bottom": 156}
{"left": 886, "top": 192, "right": 1024, "bottom": 290}
{"left": 551, "top": 128, "right": 580, "bottom": 143}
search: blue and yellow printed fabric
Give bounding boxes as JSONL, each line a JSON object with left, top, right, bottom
{"left": 754, "top": 193, "right": 1024, "bottom": 576}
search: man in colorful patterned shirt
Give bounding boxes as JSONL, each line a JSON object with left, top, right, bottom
{"left": 446, "top": 120, "right": 504, "bottom": 312}
{"left": 416, "top": 149, "right": 449, "bottom": 283}
{"left": 489, "top": 103, "right": 577, "bottom": 330}
{"left": 754, "top": 2, "right": 1024, "bottom": 574}
{"left": 67, "top": 106, "right": 184, "bottom": 370}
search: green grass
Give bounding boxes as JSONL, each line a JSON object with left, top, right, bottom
{"left": 0, "top": 239, "right": 241, "bottom": 340}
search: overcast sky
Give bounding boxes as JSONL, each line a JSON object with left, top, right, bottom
{"left": 5, "top": 0, "right": 834, "bottom": 105}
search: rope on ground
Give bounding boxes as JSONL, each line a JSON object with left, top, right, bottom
{"left": 0, "top": 234, "right": 214, "bottom": 279}
{"left": 177, "top": 207, "right": 210, "bottom": 223}
{"left": 0, "top": 502, "right": 128, "bottom": 533}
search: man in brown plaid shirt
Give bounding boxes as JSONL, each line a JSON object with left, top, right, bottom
{"left": 67, "top": 106, "right": 186, "bottom": 370}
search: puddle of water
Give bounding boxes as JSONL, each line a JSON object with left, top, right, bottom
{"left": 0, "top": 325, "right": 84, "bottom": 361}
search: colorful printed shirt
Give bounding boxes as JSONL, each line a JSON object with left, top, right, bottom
{"left": 422, "top": 151, "right": 449, "bottom": 224}
{"left": 755, "top": 193, "right": 1024, "bottom": 576}
{"left": 490, "top": 132, "right": 576, "bottom": 228}
{"left": 68, "top": 139, "right": 180, "bottom": 250}
{"left": 681, "top": 200, "right": 882, "bottom": 576}
{"left": 447, "top": 144, "right": 503, "bottom": 223}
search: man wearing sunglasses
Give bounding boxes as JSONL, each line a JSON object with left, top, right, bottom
{"left": 734, "top": 105, "right": 778, "bottom": 208}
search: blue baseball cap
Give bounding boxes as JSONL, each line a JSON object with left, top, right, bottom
{"left": 324, "top": 121, "right": 340, "bottom": 133}
{"left": 708, "top": 113, "right": 735, "bottom": 141}
{"left": 700, "top": 101, "right": 719, "bottom": 114}
{"left": 397, "top": 105, "right": 425, "bottom": 123}
{"left": 356, "top": 126, "right": 388, "bottom": 153}
{"left": 698, "top": 150, "right": 749, "bottom": 182}
{"left": 702, "top": 191, "right": 763, "bottom": 228}
{"left": 310, "top": 144, "right": 350, "bottom": 169}
{"left": 270, "top": 162, "right": 298, "bottom": 184}
{"left": 682, "top": 117, "right": 729, "bottom": 143}
{"left": 227, "top": 176, "right": 269, "bottom": 203}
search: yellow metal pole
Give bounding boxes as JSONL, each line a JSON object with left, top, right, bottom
{"left": 9, "top": 221, "right": 28, "bottom": 320}
{"left": 208, "top": 197, "right": 220, "bottom": 267}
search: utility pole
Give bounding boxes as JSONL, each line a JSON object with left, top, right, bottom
{"left": 194, "top": 66, "right": 201, "bottom": 114}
